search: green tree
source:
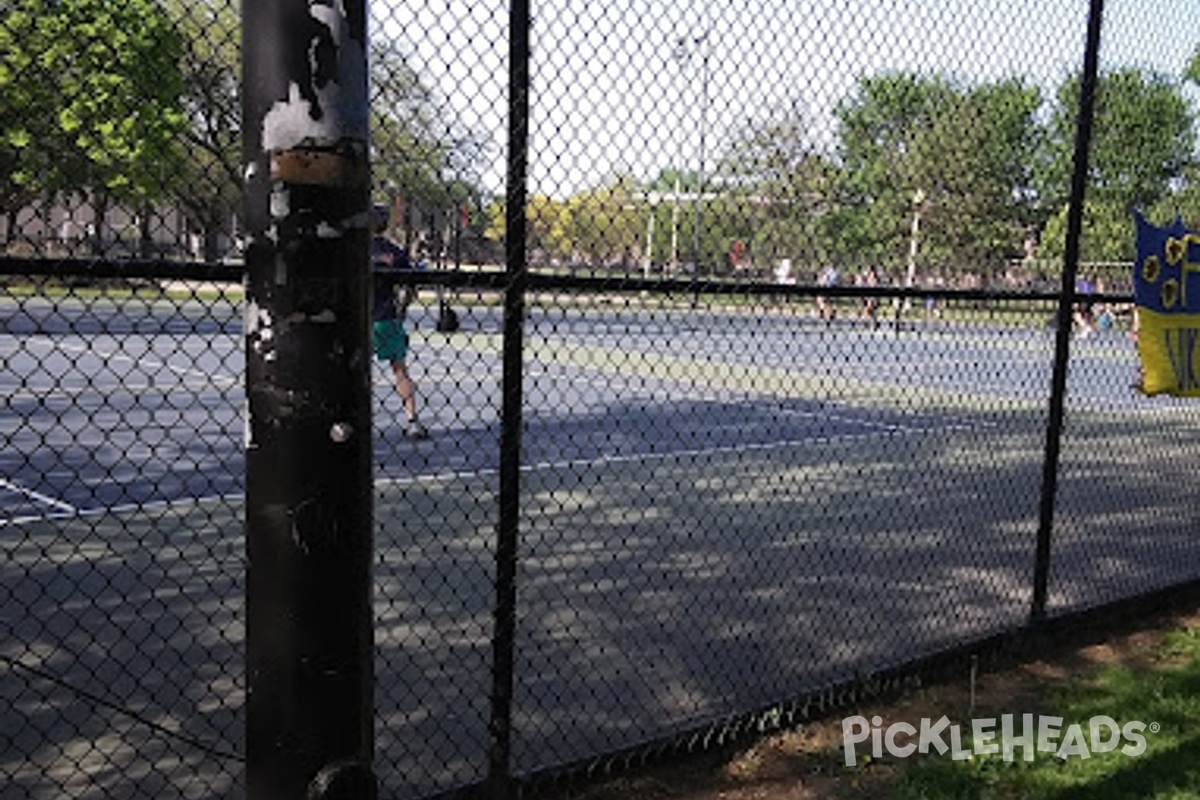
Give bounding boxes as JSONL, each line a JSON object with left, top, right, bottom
{"left": 163, "top": 0, "right": 241, "bottom": 260}
{"left": 642, "top": 166, "right": 703, "bottom": 271}
{"left": 1040, "top": 200, "right": 1134, "bottom": 263}
{"left": 562, "top": 177, "right": 644, "bottom": 269}
{"left": 644, "top": 167, "right": 702, "bottom": 193}
{"left": 834, "top": 72, "right": 1041, "bottom": 277}
{"left": 51, "top": 0, "right": 186, "bottom": 198}
{"left": 484, "top": 193, "right": 579, "bottom": 268}
{"left": 907, "top": 79, "right": 1043, "bottom": 271}
{"left": 1, "top": 0, "right": 187, "bottom": 251}
{"left": 1037, "top": 68, "right": 1193, "bottom": 220}
{"left": 0, "top": 2, "right": 56, "bottom": 241}
{"left": 1157, "top": 46, "right": 1200, "bottom": 229}
{"left": 834, "top": 73, "right": 957, "bottom": 266}
{"left": 717, "top": 102, "right": 839, "bottom": 274}
{"left": 370, "top": 42, "right": 489, "bottom": 243}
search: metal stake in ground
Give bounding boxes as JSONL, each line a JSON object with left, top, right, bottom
{"left": 241, "top": 1, "right": 375, "bottom": 798}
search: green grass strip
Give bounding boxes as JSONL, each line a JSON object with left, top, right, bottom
{"left": 894, "top": 626, "right": 1200, "bottom": 800}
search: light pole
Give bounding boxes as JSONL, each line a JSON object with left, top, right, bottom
{"left": 895, "top": 188, "right": 925, "bottom": 328}
{"left": 673, "top": 28, "right": 711, "bottom": 277}
{"left": 905, "top": 188, "right": 925, "bottom": 290}
{"left": 694, "top": 32, "right": 710, "bottom": 278}
{"left": 643, "top": 202, "right": 655, "bottom": 280}
{"left": 671, "top": 37, "right": 687, "bottom": 275}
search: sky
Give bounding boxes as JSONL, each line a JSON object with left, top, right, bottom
{"left": 374, "top": 0, "right": 1200, "bottom": 199}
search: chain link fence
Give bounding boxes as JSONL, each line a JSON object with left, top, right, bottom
{"left": 3, "top": 0, "right": 1200, "bottom": 798}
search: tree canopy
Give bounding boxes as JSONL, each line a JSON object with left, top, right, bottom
{"left": 496, "top": 63, "right": 1198, "bottom": 280}
{"left": 1042, "top": 69, "right": 1192, "bottom": 212}
{"left": 0, "top": 0, "right": 187, "bottom": 206}
{"left": 162, "top": 0, "right": 241, "bottom": 259}
{"left": 1036, "top": 68, "right": 1195, "bottom": 260}
{"left": 1, "top": 0, "right": 489, "bottom": 259}
{"left": 3, "top": 4, "right": 1195, "bottom": 275}
{"left": 833, "top": 74, "right": 1043, "bottom": 272}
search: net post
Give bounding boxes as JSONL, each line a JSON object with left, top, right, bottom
{"left": 241, "top": 1, "right": 376, "bottom": 797}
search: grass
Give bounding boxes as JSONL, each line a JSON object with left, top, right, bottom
{"left": 893, "top": 623, "right": 1200, "bottom": 800}
{"left": 0, "top": 277, "right": 242, "bottom": 305}
{"left": 544, "top": 590, "right": 1200, "bottom": 800}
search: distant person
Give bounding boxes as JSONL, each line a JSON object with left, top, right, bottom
{"left": 923, "top": 273, "right": 944, "bottom": 323}
{"left": 774, "top": 258, "right": 796, "bottom": 307}
{"left": 1073, "top": 275, "right": 1096, "bottom": 339}
{"left": 1091, "top": 277, "right": 1115, "bottom": 332}
{"left": 816, "top": 264, "right": 839, "bottom": 322}
{"left": 861, "top": 266, "right": 880, "bottom": 328}
{"left": 372, "top": 205, "right": 428, "bottom": 439}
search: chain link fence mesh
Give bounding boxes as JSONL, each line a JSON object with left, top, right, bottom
{"left": 2, "top": 271, "right": 245, "bottom": 798}
{"left": 2, "top": 0, "right": 1199, "bottom": 798}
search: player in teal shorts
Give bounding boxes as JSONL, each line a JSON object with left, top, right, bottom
{"left": 372, "top": 205, "right": 428, "bottom": 439}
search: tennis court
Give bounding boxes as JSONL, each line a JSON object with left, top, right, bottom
{"left": 0, "top": 294, "right": 1023, "bottom": 517}
{"left": 0, "top": 292, "right": 1138, "bottom": 518}
{"left": 4, "top": 287, "right": 1199, "bottom": 797}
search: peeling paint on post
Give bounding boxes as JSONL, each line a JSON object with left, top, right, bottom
{"left": 241, "top": 1, "right": 375, "bottom": 798}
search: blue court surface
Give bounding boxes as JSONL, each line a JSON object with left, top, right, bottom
{"left": 3, "top": 291, "right": 1175, "bottom": 525}
{"left": 0, "top": 298, "right": 1086, "bottom": 519}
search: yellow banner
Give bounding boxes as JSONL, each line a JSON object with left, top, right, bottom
{"left": 1136, "top": 308, "right": 1200, "bottom": 396}
{"left": 1133, "top": 213, "right": 1200, "bottom": 396}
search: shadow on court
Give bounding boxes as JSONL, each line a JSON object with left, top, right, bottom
{"left": 3, "top": 403, "right": 1199, "bottom": 798}
{"left": 2, "top": 502, "right": 244, "bottom": 798}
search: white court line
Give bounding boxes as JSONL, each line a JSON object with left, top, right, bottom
{"left": 24, "top": 336, "right": 239, "bottom": 389}
{"left": 0, "top": 492, "right": 243, "bottom": 528}
{"left": 6, "top": 379, "right": 237, "bottom": 402}
{"left": 0, "top": 478, "right": 77, "bottom": 515}
{"left": 373, "top": 423, "right": 968, "bottom": 489}
{"left": 1, "top": 415, "right": 987, "bottom": 526}
{"left": 771, "top": 405, "right": 923, "bottom": 433}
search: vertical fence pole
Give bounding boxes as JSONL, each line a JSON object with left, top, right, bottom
{"left": 242, "top": 2, "right": 376, "bottom": 798}
{"left": 487, "top": 0, "right": 532, "bottom": 796}
{"left": 1032, "top": 0, "right": 1105, "bottom": 622}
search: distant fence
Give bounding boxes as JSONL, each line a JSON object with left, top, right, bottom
{"left": 4, "top": 1, "right": 1200, "bottom": 799}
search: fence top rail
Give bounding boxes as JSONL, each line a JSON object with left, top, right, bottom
{"left": 0, "top": 256, "right": 243, "bottom": 283}
{"left": 1, "top": 255, "right": 1138, "bottom": 305}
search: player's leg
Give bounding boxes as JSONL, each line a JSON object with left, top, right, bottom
{"left": 375, "top": 318, "right": 428, "bottom": 438}
{"left": 391, "top": 323, "right": 427, "bottom": 438}
{"left": 391, "top": 358, "right": 425, "bottom": 437}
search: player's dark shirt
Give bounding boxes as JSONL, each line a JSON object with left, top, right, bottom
{"left": 371, "top": 235, "right": 412, "bottom": 322}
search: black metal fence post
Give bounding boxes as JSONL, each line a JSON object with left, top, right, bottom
{"left": 487, "top": 0, "right": 532, "bottom": 796}
{"left": 1031, "top": 0, "right": 1105, "bottom": 622}
{"left": 242, "top": 2, "right": 376, "bottom": 798}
